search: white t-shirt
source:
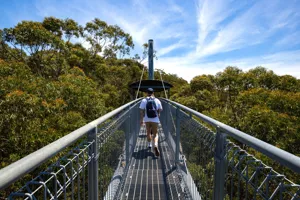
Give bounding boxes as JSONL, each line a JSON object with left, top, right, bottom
{"left": 139, "top": 97, "right": 163, "bottom": 123}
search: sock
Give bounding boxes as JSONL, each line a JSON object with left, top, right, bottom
{"left": 154, "top": 135, "right": 158, "bottom": 147}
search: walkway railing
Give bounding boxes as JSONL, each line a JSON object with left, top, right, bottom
{"left": 0, "top": 98, "right": 142, "bottom": 199}
{"left": 161, "top": 98, "right": 300, "bottom": 199}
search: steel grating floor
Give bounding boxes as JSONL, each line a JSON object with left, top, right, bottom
{"left": 119, "top": 124, "right": 186, "bottom": 200}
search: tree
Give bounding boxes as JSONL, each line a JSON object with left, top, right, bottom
{"left": 133, "top": 42, "right": 158, "bottom": 64}
{"left": 2, "top": 21, "right": 66, "bottom": 77}
{"left": 0, "top": 38, "right": 26, "bottom": 62}
{"left": 132, "top": 43, "right": 149, "bottom": 63}
{"left": 190, "top": 75, "right": 214, "bottom": 92}
{"left": 215, "top": 67, "right": 244, "bottom": 123}
{"left": 2, "top": 21, "right": 64, "bottom": 57}
{"left": 239, "top": 105, "right": 297, "bottom": 146}
{"left": 62, "top": 18, "right": 83, "bottom": 42}
{"left": 278, "top": 75, "right": 299, "bottom": 92}
{"left": 84, "top": 18, "right": 134, "bottom": 58}
{"left": 42, "top": 17, "right": 83, "bottom": 42}
{"left": 248, "top": 67, "right": 279, "bottom": 90}
{"left": 215, "top": 66, "right": 243, "bottom": 96}
{"left": 42, "top": 17, "right": 64, "bottom": 37}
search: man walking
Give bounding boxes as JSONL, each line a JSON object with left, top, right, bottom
{"left": 139, "top": 88, "right": 163, "bottom": 156}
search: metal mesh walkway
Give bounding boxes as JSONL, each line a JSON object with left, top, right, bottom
{"left": 119, "top": 124, "right": 186, "bottom": 200}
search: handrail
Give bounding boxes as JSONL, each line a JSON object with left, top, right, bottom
{"left": 0, "top": 98, "right": 142, "bottom": 190}
{"left": 162, "top": 98, "right": 300, "bottom": 174}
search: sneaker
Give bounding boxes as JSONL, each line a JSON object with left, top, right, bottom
{"left": 154, "top": 146, "right": 160, "bottom": 157}
{"left": 148, "top": 142, "right": 152, "bottom": 149}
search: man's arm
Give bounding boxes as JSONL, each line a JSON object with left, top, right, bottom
{"left": 140, "top": 109, "right": 144, "bottom": 125}
{"left": 157, "top": 108, "right": 162, "bottom": 117}
{"left": 139, "top": 99, "right": 145, "bottom": 125}
{"left": 157, "top": 99, "right": 163, "bottom": 117}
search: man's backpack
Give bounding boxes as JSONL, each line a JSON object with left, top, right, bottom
{"left": 146, "top": 97, "right": 157, "bottom": 118}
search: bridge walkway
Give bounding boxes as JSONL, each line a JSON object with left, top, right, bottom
{"left": 119, "top": 125, "right": 185, "bottom": 200}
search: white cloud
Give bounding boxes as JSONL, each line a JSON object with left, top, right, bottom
{"left": 194, "top": 0, "right": 300, "bottom": 58}
{"left": 157, "top": 40, "right": 186, "bottom": 57}
{"left": 275, "top": 31, "right": 300, "bottom": 47}
{"left": 196, "top": 0, "right": 238, "bottom": 50}
{"left": 166, "top": 0, "right": 185, "bottom": 15}
{"left": 156, "top": 50, "right": 300, "bottom": 82}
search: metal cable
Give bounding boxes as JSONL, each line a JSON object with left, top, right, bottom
{"left": 135, "top": 63, "right": 146, "bottom": 100}
{"left": 158, "top": 70, "right": 168, "bottom": 99}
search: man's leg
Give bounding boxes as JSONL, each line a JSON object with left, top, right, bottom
{"left": 151, "top": 122, "right": 160, "bottom": 156}
{"left": 145, "top": 122, "right": 152, "bottom": 148}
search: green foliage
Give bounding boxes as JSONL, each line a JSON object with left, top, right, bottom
{"left": 172, "top": 65, "right": 300, "bottom": 186}
{"left": 84, "top": 18, "right": 134, "bottom": 58}
{"left": 57, "top": 72, "right": 107, "bottom": 120}
{"left": 42, "top": 17, "right": 83, "bottom": 41}
{"left": 246, "top": 66, "right": 280, "bottom": 90}
{"left": 278, "top": 75, "right": 299, "bottom": 92}
{"left": 190, "top": 75, "right": 214, "bottom": 92}
{"left": 0, "top": 59, "right": 108, "bottom": 170}
{"left": 2, "top": 21, "right": 64, "bottom": 56}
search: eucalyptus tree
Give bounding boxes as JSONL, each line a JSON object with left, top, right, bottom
{"left": 84, "top": 18, "right": 134, "bottom": 58}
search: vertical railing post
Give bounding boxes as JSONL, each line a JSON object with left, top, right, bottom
{"left": 213, "top": 127, "right": 226, "bottom": 200}
{"left": 88, "top": 126, "right": 99, "bottom": 200}
{"left": 175, "top": 106, "right": 180, "bottom": 163}
{"left": 126, "top": 108, "right": 131, "bottom": 165}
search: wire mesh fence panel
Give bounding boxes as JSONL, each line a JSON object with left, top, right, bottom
{"left": 161, "top": 102, "right": 178, "bottom": 155}
{"left": 179, "top": 109, "right": 216, "bottom": 200}
{"left": 99, "top": 102, "right": 141, "bottom": 200}
{"left": 224, "top": 140, "right": 300, "bottom": 200}
{"left": 8, "top": 141, "right": 92, "bottom": 200}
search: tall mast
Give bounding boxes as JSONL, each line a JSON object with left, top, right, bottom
{"left": 148, "top": 39, "right": 154, "bottom": 80}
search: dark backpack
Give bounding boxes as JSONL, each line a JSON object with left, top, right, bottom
{"left": 146, "top": 97, "right": 157, "bottom": 118}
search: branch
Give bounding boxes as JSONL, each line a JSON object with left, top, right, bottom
{"left": 4, "top": 42, "right": 25, "bottom": 62}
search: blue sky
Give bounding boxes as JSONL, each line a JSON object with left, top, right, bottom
{"left": 1, "top": 0, "right": 300, "bottom": 81}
